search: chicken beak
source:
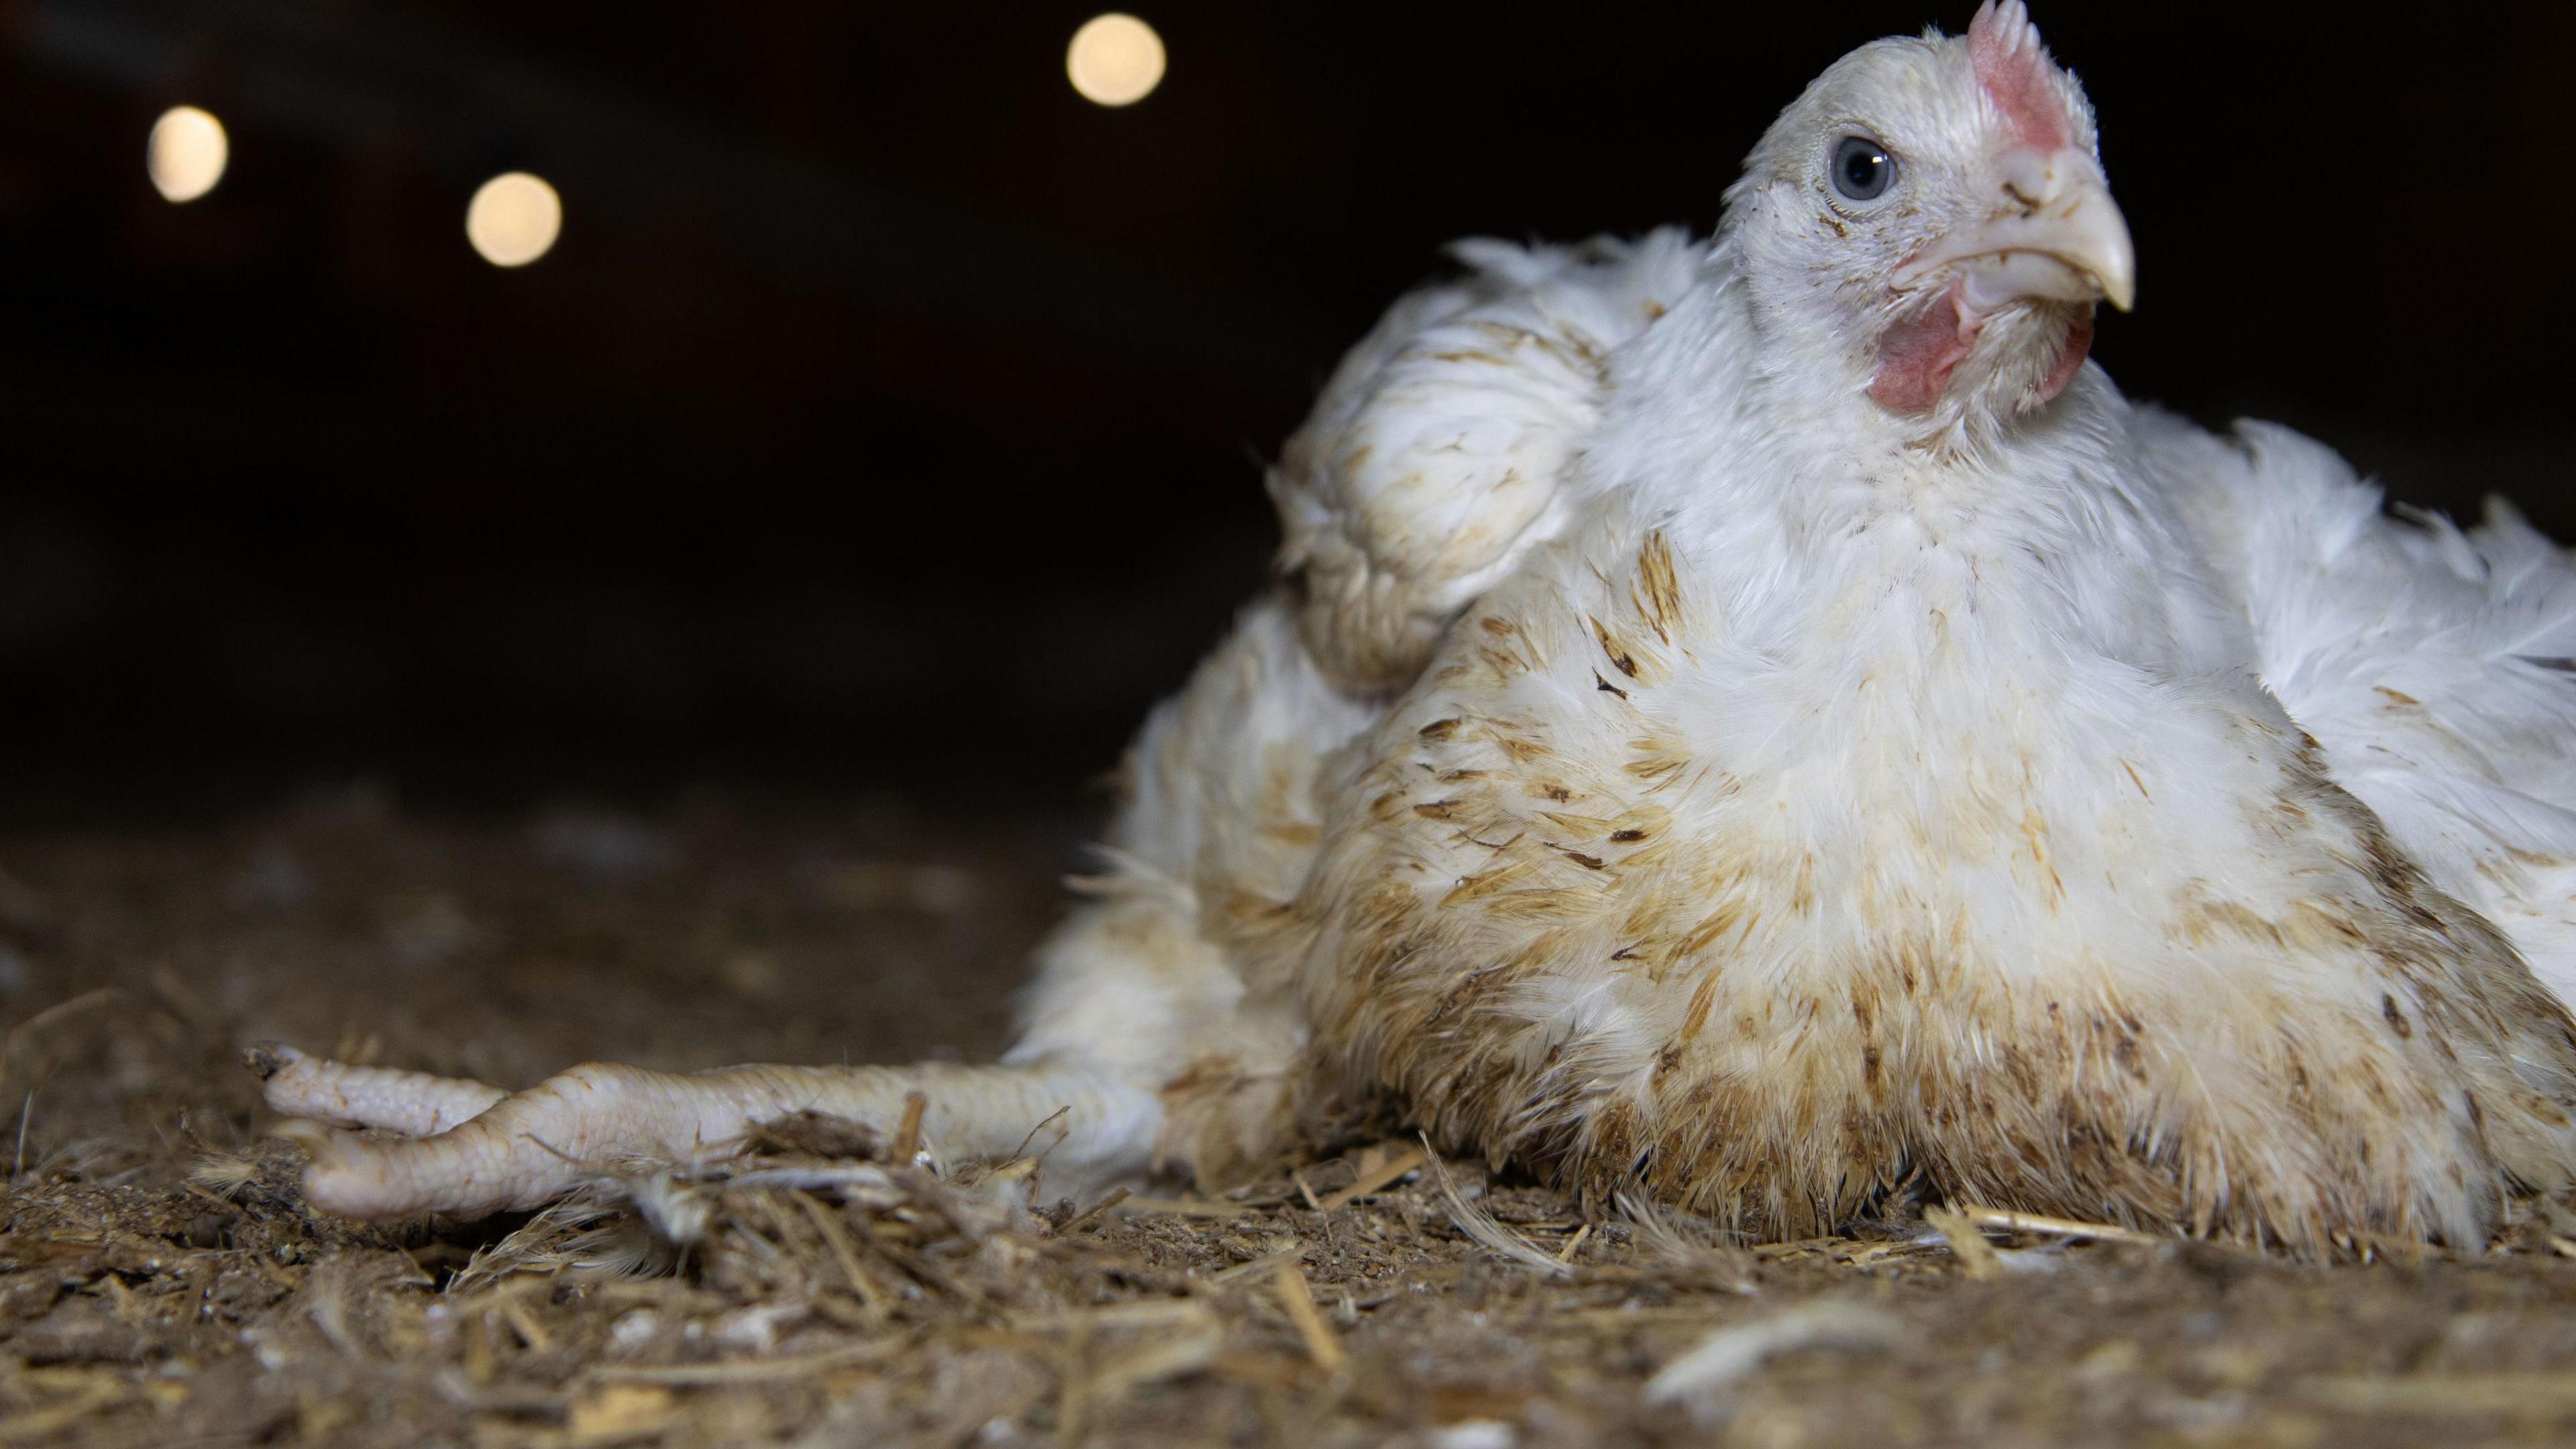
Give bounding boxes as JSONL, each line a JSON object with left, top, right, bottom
{"left": 1892, "top": 148, "right": 2136, "bottom": 313}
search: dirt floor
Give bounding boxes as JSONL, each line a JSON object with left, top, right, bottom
{"left": 6, "top": 781, "right": 2576, "bottom": 1448}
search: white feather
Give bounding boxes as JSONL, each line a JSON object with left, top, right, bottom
{"left": 2151, "top": 417, "right": 2576, "bottom": 1000}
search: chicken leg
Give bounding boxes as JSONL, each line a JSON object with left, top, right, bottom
{"left": 254, "top": 1046, "right": 1163, "bottom": 1219}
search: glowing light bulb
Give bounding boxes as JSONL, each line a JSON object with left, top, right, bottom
{"left": 465, "top": 172, "right": 562, "bottom": 267}
{"left": 146, "top": 106, "right": 228, "bottom": 203}
{"left": 1066, "top": 13, "right": 1165, "bottom": 107}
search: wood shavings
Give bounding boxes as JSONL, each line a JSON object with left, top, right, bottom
{"left": 1058, "top": 1185, "right": 1129, "bottom": 1235}
{"left": 2293, "top": 1373, "right": 2576, "bottom": 1416}
{"left": 0, "top": 1376, "right": 127, "bottom": 1442}
{"left": 588, "top": 1338, "right": 912, "bottom": 1385}
{"left": 1271, "top": 1260, "right": 1346, "bottom": 1373}
{"left": 1644, "top": 1301, "right": 1907, "bottom": 1421}
{"left": 1923, "top": 1203, "right": 2002, "bottom": 1279}
{"left": 1316, "top": 1144, "right": 1429, "bottom": 1211}
{"left": 1011, "top": 1299, "right": 1214, "bottom": 1333}
{"left": 569, "top": 1381, "right": 682, "bottom": 1439}
{"left": 1093, "top": 1324, "right": 1226, "bottom": 1392}
{"left": 887, "top": 1090, "right": 928, "bottom": 1167}
{"left": 1204, "top": 1248, "right": 1305, "bottom": 1287}
{"left": 1122, "top": 1195, "right": 1252, "bottom": 1218}
{"left": 790, "top": 1189, "right": 888, "bottom": 1312}
{"left": 1955, "top": 1204, "right": 2167, "bottom": 1246}
{"left": 1749, "top": 1236, "right": 1847, "bottom": 1260}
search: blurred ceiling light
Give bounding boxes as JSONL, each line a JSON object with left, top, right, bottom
{"left": 466, "top": 172, "right": 562, "bottom": 267}
{"left": 146, "top": 106, "right": 228, "bottom": 203}
{"left": 1066, "top": 13, "right": 1165, "bottom": 107}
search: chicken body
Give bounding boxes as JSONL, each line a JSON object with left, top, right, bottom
{"left": 262, "top": 5, "right": 2576, "bottom": 1252}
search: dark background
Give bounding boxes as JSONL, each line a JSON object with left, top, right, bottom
{"left": 2, "top": 0, "right": 2570, "bottom": 822}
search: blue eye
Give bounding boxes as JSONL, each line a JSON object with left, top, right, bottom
{"left": 1832, "top": 136, "right": 1894, "bottom": 201}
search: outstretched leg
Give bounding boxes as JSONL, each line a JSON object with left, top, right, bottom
{"left": 254, "top": 598, "right": 1376, "bottom": 1222}
{"left": 256, "top": 1052, "right": 1161, "bottom": 1220}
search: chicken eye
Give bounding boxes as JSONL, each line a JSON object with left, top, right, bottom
{"left": 1831, "top": 136, "right": 1894, "bottom": 202}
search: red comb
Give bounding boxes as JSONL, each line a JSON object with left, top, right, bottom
{"left": 1968, "top": 1, "right": 2070, "bottom": 152}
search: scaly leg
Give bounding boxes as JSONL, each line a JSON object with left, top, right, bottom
{"left": 254, "top": 1051, "right": 1162, "bottom": 1220}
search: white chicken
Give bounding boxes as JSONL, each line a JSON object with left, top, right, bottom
{"left": 259, "top": 3, "right": 2576, "bottom": 1253}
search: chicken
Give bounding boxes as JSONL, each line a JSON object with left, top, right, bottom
{"left": 258, "top": 3, "right": 2576, "bottom": 1253}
